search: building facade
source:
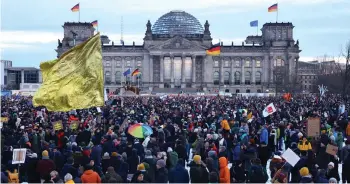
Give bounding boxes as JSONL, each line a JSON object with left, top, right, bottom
{"left": 56, "top": 10, "right": 301, "bottom": 93}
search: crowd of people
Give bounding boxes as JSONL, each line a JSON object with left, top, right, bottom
{"left": 1, "top": 94, "right": 350, "bottom": 183}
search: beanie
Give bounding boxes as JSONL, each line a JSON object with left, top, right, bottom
{"left": 156, "top": 159, "right": 166, "bottom": 168}
{"left": 137, "top": 163, "right": 145, "bottom": 171}
{"left": 42, "top": 150, "right": 49, "bottom": 157}
{"left": 328, "top": 162, "right": 334, "bottom": 168}
{"left": 329, "top": 178, "right": 337, "bottom": 183}
{"left": 193, "top": 155, "right": 201, "bottom": 164}
{"left": 111, "top": 152, "right": 118, "bottom": 157}
{"left": 299, "top": 167, "right": 309, "bottom": 177}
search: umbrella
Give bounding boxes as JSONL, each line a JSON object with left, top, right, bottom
{"left": 128, "top": 123, "right": 153, "bottom": 138}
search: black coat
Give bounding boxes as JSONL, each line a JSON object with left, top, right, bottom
{"left": 26, "top": 158, "right": 41, "bottom": 183}
{"left": 189, "top": 162, "right": 209, "bottom": 183}
{"left": 143, "top": 157, "right": 156, "bottom": 182}
{"left": 155, "top": 167, "right": 168, "bottom": 183}
{"left": 168, "top": 164, "right": 190, "bottom": 183}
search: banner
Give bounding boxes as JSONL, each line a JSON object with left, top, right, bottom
{"left": 70, "top": 121, "right": 80, "bottom": 130}
{"left": 1, "top": 117, "right": 9, "bottom": 122}
{"left": 306, "top": 117, "right": 320, "bottom": 137}
{"left": 281, "top": 148, "right": 300, "bottom": 167}
{"left": 52, "top": 120, "right": 63, "bottom": 131}
{"left": 12, "top": 148, "right": 27, "bottom": 164}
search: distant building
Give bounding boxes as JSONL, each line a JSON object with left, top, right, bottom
{"left": 3, "top": 66, "right": 42, "bottom": 91}
{"left": 56, "top": 10, "right": 301, "bottom": 94}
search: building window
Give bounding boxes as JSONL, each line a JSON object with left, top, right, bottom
{"left": 255, "top": 72, "right": 262, "bottom": 85}
{"left": 257, "top": 89, "right": 262, "bottom": 93}
{"left": 224, "top": 71, "right": 230, "bottom": 85}
{"left": 234, "top": 71, "right": 241, "bottom": 85}
{"left": 235, "top": 61, "right": 240, "bottom": 67}
{"left": 246, "top": 89, "right": 250, "bottom": 93}
{"left": 236, "top": 89, "right": 240, "bottom": 93}
{"left": 24, "top": 71, "right": 39, "bottom": 83}
{"left": 137, "top": 61, "right": 142, "bottom": 67}
{"left": 126, "top": 61, "right": 131, "bottom": 67}
{"left": 245, "top": 71, "right": 251, "bottom": 85}
{"left": 105, "top": 71, "right": 111, "bottom": 84}
{"left": 224, "top": 60, "right": 230, "bottom": 67}
{"left": 256, "top": 61, "right": 261, "bottom": 68}
{"left": 116, "top": 61, "right": 121, "bottom": 67}
{"left": 214, "top": 61, "right": 219, "bottom": 67}
{"left": 245, "top": 60, "right": 251, "bottom": 67}
{"left": 213, "top": 72, "right": 220, "bottom": 85}
{"left": 274, "top": 58, "right": 285, "bottom": 67}
{"left": 115, "top": 71, "right": 121, "bottom": 84}
{"left": 105, "top": 61, "right": 111, "bottom": 67}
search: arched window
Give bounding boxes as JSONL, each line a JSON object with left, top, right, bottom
{"left": 105, "top": 71, "right": 111, "bottom": 84}
{"left": 105, "top": 61, "right": 111, "bottom": 67}
{"left": 245, "top": 60, "right": 251, "bottom": 67}
{"left": 274, "top": 58, "right": 285, "bottom": 67}
{"left": 234, "top": 71, "right": 241, "bottom": 85}
{"left": 235, "top": 60, "right": 240, "bottom": 67}
{"left": 116, "top": 61, "right": 121, "bottom": 67}
{"left": 126, "top": 61, "right": 131, "bottom": 67}
{"left": 115, "top": 71, "right": 121, "bottom": 84}
{"left": 137, "top": 61, "right": 142, "bottom": 67}
{"left": 246, "top": 89, "right": 250, "bottom": 93}
{"left": 255, "top": 72, "right": 262, "bottom": 85}
{"left": 236, "top": 89, "right": 240, "bottom": 93}
{"left": 224, "top": 71, "right": 230, "bottom": 85}
{"left": 224, "top": 60, "right": 230, "bottom": 67}
{"left": 245, "top": 71, "right": 251, "bottom": 85}
{"left": 214, "top": 61, "right": 219, "bottom": 67}
{"left": 213, "top": 72, "right": 220, "bottom": 85}
{"left": 256, "top": 61, "right": 261, "bottom": 68}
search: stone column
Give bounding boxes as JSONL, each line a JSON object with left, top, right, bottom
{"left": 263, "top": 55, "right": 269, "bottom": 84}
{"left": 181, "top": 55, "right": 186, "bottom": 88}
{"left": 241, "top": 58, "right": 245, "bottom": 85}
{"left": 270, "top": 56, "right": 276, "bottom": 83}
{"left": 121, "top": 57, "right": 125, "bottom": 84}
{"left": 170, "top": 55, "right": 174, "bottom": 88}
{"left": 21, "top": 70, "right": 24, "bottom": 84}
{"left": 230, "top": 57, "right": 234, "bottom": 85}
{"left": 252, "top": 59, "right": 256, "bottom": 84}
{"left": 111, "top": 58, "right": 116, "bottom": 84}
{"left": 132, "top": 57, "right": 136, "bottom": 83}
{"left": 288, "top": 55, "right": 295, "bottom": 83}
{"left": 191, "top": 55, "right": 196, "bottom": 88}
{"left": 160, "top": 55, "right": 164, "bottom": 88}
{"left": 219, "top": 57, "right": 224, "bottom": 84}
{"left": 149, "top": 56, "right": 153, "bottom": 85}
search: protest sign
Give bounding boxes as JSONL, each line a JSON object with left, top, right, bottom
{"left": 70, "top": 121, "right": 80, "bottom": 130}
{"left": 12, "top": 148, "right": 27, "bottom": 164}
{"left": 52, "top": 120, "right": 63, "bottom": 131}
{"left": 1, "top": 117, "right": 9, "bottom": 122}
{"left": 326, "top": 144, "right": 338, "bottom": 156}
{"left": 282, "top": 148, "right": 300, "bottom": 167}
{"left": 306, "top": 117, "right": 320, "bottom": 137}
{"left": 119, "top": 118, "right": 128, "bottom": 133}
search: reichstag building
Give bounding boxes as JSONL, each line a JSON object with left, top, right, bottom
{"left": 56, "top": 10, "right": 301, "bottom": 94}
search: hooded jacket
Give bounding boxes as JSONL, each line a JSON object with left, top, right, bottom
{"left": 80, "top": 169, "right": 101, "bottom": 183}
{"left": 219, "top": 157, "right": 230, "bottom": 183}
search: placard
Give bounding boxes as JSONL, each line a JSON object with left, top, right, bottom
{"left": 307, "top": 117, "right": 320, "bottom": 137}
{"left": 326, "top": 144, "right": 338, "bottom": 156}
{"left": 1, "top": 117, "right": 9, "bottom": 122}
{"left": 282, "top": 148, "right": 300, "bottom": 167}
{"left": 70, "top": 121, "right": 80, "bottom": 130}
{"left": 12, "top": 148, "right": 27, "bottom": 164}
{"left": 52, "top": 120, "right": 63, "bottom": 131}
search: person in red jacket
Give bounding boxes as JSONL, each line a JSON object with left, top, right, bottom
{"left": 81, "top": 164, "right": 101, "bottom": 183}
{"left": 36, "top": 150, "right": 56, "bottom": 179}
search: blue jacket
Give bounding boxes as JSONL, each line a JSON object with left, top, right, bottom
{"left": 232, "top": 144, "right": 241, "bottom": 161}
{"left": 168, "top": 163, "right": 190, "bottom": 183}
{"left": 260, "top": 128, "right": 268, "bottom": 145}
{"left": 91, "top": 145, "right": 103, "bottom": 166}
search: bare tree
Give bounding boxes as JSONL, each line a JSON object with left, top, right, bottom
{"left": 341, "top": 40, "right": 350, "bottom": 99}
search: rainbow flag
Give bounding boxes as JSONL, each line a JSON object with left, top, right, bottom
{"left": 206, "top": 43, "right": 220, "bottom": 56}
{"left": 71, "top": 3, "right": 80, "bottom": 12}
{"left": 132, "top": 69, "right": 141, "bottom": 76}
{"left": 268, "top": 3, "right": 278, "bottom": 12}
{"left": 91, "top": 20, "right": 98, "bottom": 27}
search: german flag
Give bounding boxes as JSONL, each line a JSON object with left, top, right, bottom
{"left": 268, "top": 3, "right": 278, "bottom": 12}
{"left": 132, "top": 69, "right": 141, "bottom": 76}
{"left": 71, "top": 3, "right": 80, "bottom": 12}
{"left": 91, "top": 20, "right": 98, "bottom": 27}
{"left": 206, "top": 43, "right": 220, "bottom": 56}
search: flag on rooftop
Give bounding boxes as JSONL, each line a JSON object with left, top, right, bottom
{"left": 91, "top": 20, "right": 98, "bottom": 27}
{"left": 33, "top": 33, "right": 104, "bottom": 112}
{"left": 250, "top": 20, "right": 258, "bottom": 27}
{"left": 71, "top": 3, "right": 80, "bottom": 12}
{"left": 268, "top": 3, "right": 278, "bottom": 12}
{"left": 206, "top": 43, "right": 221, "bottom": 56}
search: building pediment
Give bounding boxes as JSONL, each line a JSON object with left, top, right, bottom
{"left": 148, "top": 36, "right": 207, "bottom": 50}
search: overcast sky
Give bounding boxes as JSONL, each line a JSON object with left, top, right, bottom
{"left": 1, "top": 0, "right": 349, "bottom": 67}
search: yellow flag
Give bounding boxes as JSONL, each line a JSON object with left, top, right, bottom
{"left": 33, "top": 33, "right": 104, "bottom": 112}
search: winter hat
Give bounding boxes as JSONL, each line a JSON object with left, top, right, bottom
{"left": 156, "top": 159, "right": 166, "bottom": 168}
{"left": 299, "top": 167, "right": 309, "bottom": 177}
{"left": 145, "top": 150, "right": 152, "bottom": 157}
{"left": 329, "top": 178, "right": 337, "bottom": 183}
{"left": 167, "top": 147, "right": 173, "bottom": 152}
{"left": 328, "top": 162, "right": 334, "bottom": 168}
{"left": 193, "top": 155, "right": 201, "bottom": 164}
{"left": 298, "top": 132, "right": 303, "bottom": 138}
{"left": 111, "top": 152, "right": 118, "bottom": 157}
{"left": 137, "top": 163, "right": 145, "bottom": 171}
{"left": 42, "top": 150, "right": 49, "bottom": 157}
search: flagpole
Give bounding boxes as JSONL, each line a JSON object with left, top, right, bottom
{"left": 256, "top": 26, "right": 258, "bottom": 36}
{"left": 78, "top": 10, "right": 80, "bottom": 22}
{"left": 276, "top": 2, "right": 279, "bottom": 22}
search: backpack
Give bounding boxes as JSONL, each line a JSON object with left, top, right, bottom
{"left": 7, "top": 169, "right": 19, "bottom": 183}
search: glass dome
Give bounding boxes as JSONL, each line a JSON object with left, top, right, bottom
{"left": 152, "top": 10, "right": 204, "bottom": 35}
